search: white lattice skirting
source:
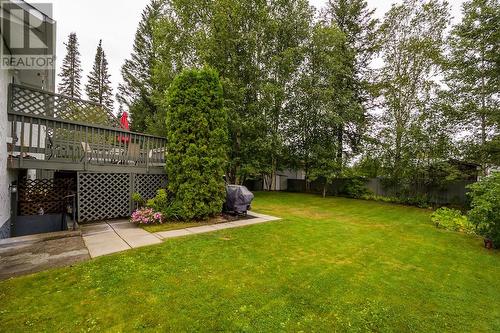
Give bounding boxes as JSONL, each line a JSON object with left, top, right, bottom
{"left": 77, "top": 172, "right": 167, "bottom": 222}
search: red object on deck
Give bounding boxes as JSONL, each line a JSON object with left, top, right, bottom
{"left": 118, "top": 112, "right": 130, "bottom": 143}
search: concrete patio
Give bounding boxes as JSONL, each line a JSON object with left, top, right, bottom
{"left": 0, "top": 230, "right": 90, "bottom": 280}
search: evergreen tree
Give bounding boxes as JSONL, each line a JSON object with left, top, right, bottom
{"left": 446, "top": 0, "right": 500, "bottom": 170}
{"left": 118, "top": 0, "right": 165, "bottom": 132}
{"left": 323, "top": 0, "right": 378, "bottom": 169}
{"left": 162, "top": 67, "right": 228, "bottom": 220}
{"left": 58, "top": 33, "right": 82, "bottom": 98}
{"left": 85, "top": 40, "right": 114, "bottom": 111}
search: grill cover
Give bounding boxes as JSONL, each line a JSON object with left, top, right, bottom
{"left": 225, "top": 185, "right": 254, "bottom": 213}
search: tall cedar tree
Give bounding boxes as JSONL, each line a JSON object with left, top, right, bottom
{"left": 85, "top": 40, "right": 114, "bottom": 111}
{"left": 162, "top": 67, "right": 228, "bottom": 220}
{"left": 58, "top": 33, "right": 82, "bottom": 98}
{"left": 118, "top": 0, "right": 165, "bottom": 132}
{"left": 324, "top": 0, "right": 378, "bottom": 169}
{"left": 446, "top": 0, "right": 500, "bottom": 170}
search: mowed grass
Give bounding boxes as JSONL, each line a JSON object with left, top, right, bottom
{"left": 1, "top": 192, "right": 499, "bottom": 332}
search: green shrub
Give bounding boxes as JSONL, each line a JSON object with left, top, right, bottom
{"left": 147, "top": 189, "right": 169, "bottom": 214}
{"left": 360, "top": 193, "right": 431, "bottom": 208}
{"left": 400, "top": 194, "right": 432, "bottom": 209}
{"left": 361, "top": 194, "right": 398, "bottom": 203}
{"left": 156, "top": 67, "right": 228, "bottom": 220}
{"left": 431, "top": 207, "right": 476, "bottom": 234}
{"left": 131, "top": 192, "right": 145, "bottom": 208}
{"left": 467, "top": 173, "right": 500, "bottom": 246}
{"left": 344, "top": 178, "right": 370, "bottom": 198}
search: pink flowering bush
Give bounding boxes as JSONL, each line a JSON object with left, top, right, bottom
{"left": 130, "top": 207, "right": 163, "bottom": 225}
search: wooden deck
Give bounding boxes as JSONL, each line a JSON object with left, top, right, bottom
{"left": 7, "top": 84, "right": 166, "bottom": 174}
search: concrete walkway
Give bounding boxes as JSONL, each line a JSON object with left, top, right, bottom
{"left": 82, "top": 212, "right": 280, "bottom": 258}
{"left": 81, "top": 220, "right": 162, "bottom": 258}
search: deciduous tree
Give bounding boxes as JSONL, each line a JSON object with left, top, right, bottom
{"left": 446, "top": 0, "right": 500, "bottom": 171}
{"left": 376, "top": 0, "right": 450, "bottom": 183}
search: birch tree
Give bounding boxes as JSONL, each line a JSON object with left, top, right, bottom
{"left": 446, "top": 0, "right": 500, "bottom": 171}
{"left": 376, "top": 0, "right": 450, "bottom": 182}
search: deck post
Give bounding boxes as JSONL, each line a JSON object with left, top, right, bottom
{"left": 9, "top": 182, "right": 18, "bottom": 237}
{"left": 84, "top": 127, "right": 88, "bottom": 170}
{"left": 146, "top": 138, "right": 150, "bottom": 172}
{"left": 19, "top": 115, "right": 25, "bottom": 168}
{"left": 129, "top": 173, "right": 135, "bottom": 215}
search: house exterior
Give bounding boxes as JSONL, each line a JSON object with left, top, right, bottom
{"left": 0, "top": 37, "right": 16, "bottom": 238}
{"left": 0, "top": 0, "right": 167, "bottom": 239}
{"left": 0, "top": 0, "right": 56, "bottom": 238}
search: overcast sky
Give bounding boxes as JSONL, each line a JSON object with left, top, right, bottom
{"left": 29, "top": 0, "right": 466, "bottom": 112}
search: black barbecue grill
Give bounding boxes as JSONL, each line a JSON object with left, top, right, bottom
{"left": 223, "top": 185, "right": 254, "bottom": 215}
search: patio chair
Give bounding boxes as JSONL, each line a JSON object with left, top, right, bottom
{"left": 148, "top": 147, "right": 166, "bottom": 166}
{"left": 80, "top": 142, "right": 109, "bottom": 163}
{"left": 80, "top": 142, "right": 95, "bottom": 162}
{"left": 126, "top": 142, "right": 141, "bottom": 165}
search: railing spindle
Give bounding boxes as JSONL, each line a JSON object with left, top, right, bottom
{"left": 20, "top": 115, "right": 25, "bottom": 166}
{"left": 28, "top": 117, "right": 33, "bottom": 154}
{"left": 72, "top": 123, "right": 77, "bottom": 161}
{"left": 36, "top": 117, "right": 41, "bottom": 154}
{"left": 91, "top": 127, "right": 95, "bottom": 164}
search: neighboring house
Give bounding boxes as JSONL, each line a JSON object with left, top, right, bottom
{"left": 0, "top": 0, "right": 167, "bottom": 239}
{"left": 447, "top": 159, "right": 481, "bottom": 181}
{"left": 264, "top": 169, "right": 306, "bottom": 191}
{"left": 246, "top": 169, "right": 306, "bottom": 192}
{"left": 0, "top": 0, "right": 56, "bottom": 238}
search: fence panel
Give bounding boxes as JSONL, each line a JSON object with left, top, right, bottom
{"left": 287, "top": 177, "right": 475, "bottom": 206}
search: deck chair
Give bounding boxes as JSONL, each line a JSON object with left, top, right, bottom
{"left": 80, "top": 142, "right": 111, "bottom": 163}
{"left": 80, "top": 142, "right": 97, "bottom": 162}
{"left": 126, "top": 142, "right": 141, "bottom": 165}
{"left": 148, "top": 147, "right": 166, "bottom": 166}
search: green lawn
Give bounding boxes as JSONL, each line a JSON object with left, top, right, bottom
{"left": 1, "top": 192, "right": 499, "bottom": 332}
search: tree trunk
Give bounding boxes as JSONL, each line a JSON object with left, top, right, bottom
{"left": 305, "top": 165, "right": 310, "bottom": 192}
{"left": 394, "top": 124, "right": 403, "bottom": 179}
{"left": 337, "top": 124, "right": 344, "bottom": 170}
{"left": 480, "top": 49, "right": 487, "bottom": 176}
{"left": 234, "top": 130, "right": 241, "bottom": 184}
{"left": 322, "top": 183, "right": 327, "bottom": 198}
{"left": 270, "top": 156, "right": 277, "bottom": 191}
